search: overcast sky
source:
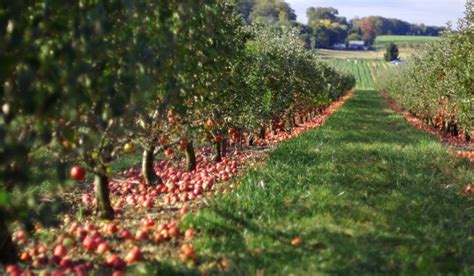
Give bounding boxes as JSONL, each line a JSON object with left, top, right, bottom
{"left": 286, "top": 0, "right": 467, "bottom": 27}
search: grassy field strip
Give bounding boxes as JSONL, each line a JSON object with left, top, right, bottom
{"left": 375, "top": 35, "right": 442, "bottom": 43}
{"left": 183, "top": 90, "right": 474, "bottom": 274}
{"left": 373, "top": 35, "right": 441, "bottom": 50}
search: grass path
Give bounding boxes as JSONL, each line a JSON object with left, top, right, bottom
{"left": 183, "top": 90, "right": 474, "bottom": 274}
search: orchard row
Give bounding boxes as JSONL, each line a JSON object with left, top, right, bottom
{"left": 376, "top": 1, "right": 473, "bottom": 142}
{"left": 0, "top": 0, "right": 354, "bottom": 265}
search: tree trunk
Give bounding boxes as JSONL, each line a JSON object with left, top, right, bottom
{"left": 0, "top": 220, "right": 18, "bottom": 264}
{"left": 449, "top": 121, "right": 458, "bottom": 137}
{"left": 258, "top": 126, "right": 266, "bottom": 139}
{"left": 292, "top": 116, "right": 298, "bottom": 127}
{"left": 94, "top": 174, "right": 114, "bottom": 220}
{"left": 288, "top": 114, "right": 295, "bottom": 128}
{"left": 248, "top": 134, "right": 254, "bottom": 146}
{"left": 185, "top": 141, "right": 196, "bottom": 172}
{"left": 213, "top": 141, "right": 222, "bottom": 163}
{"left": 142, "top": 146, "right": 162, "bottom": 185}
{"left": 221, "top": 138, "right": 227, "bottom": 158}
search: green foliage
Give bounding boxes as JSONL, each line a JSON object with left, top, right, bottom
{"left": 212, "top": 25, "right": 354, "bottom": 132}
{"left": 0, "top": 0, "right": 245, "bottom": 229}
{"left": 236, "top": 0, "right": 297, "bottom": 25}
{"left": 306, "top": 7, "right": 340, "bottom": 23}
{"left": 384, "top": 43, "right": 400, "bottom": 61}
{"left": 306, "top": 7, "right": 349, "bottom": 48}
{"left": 352, "top": 16, "right": 443, "bottom": 40}
{"left": 376, "top": 0, "right": 473, "bottom": 138}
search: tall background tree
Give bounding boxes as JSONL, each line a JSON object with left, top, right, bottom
{"left": 384, "top": 43, "right": 400, "bottom": 61}
{"left": 306, "top": 7, "right": 349, "bottom": 48}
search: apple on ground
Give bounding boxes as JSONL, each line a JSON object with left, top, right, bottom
{"left": 124, "top": 248, "right": 142, "bottom": 264}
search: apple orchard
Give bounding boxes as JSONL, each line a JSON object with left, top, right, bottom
{"left": 0, "top": 1, "right": 354, "bottom": 274}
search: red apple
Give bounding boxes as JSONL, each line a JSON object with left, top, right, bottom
{"left": 291, "top": 236, "right": 303, "bottom": 246}
{"left": 157, "top": 223, "right": 168, "bottom": 232}
{"left": 142, "top": 199, "right": 154, "bottom": 209}
{"left": 465, "top": 184, "right": 472, "bottom": 194}
{"left": 179, "top": 245, "right": 196, "bottom": 262}
{"left": 205, "top": 118, "right": 213, "bottom": 129}
{"left": 106, "top": 255, "right": 126, "bottom": 270}
{"left": 53, "top": 244, "right": 67, "bottom": 258}
{"left": 184, "top": 229, "right": 194, "bottom": 239}
{"left": 82, "top": 236, "right": 97, "bottom": 251}
{"left": 124, "top": 248, "right": 142, "bottom": 264}
{"left": 82, "top": 194, "right": 92, "bottom": 205}
{"left": 165, "top": 148, "right": 174, "bottom": 158}
{"left": 178, "top": 138, "right": 187, "bottom": 151}
{"left": 118, "top": 229, "right": 132, "bottom": 240}
{"left": 14, "top": 230, "right": 27, "bottom": 242}
{"left": 6, "top": 265, "right": 21, "bottom": 274}
{"left": 70, "top": 165, "right": 86, "bottom": 181}
{"left": 84, "top": 223, "right": 95, "bottom": 232}
{"left": 142, "top": 218, "right": 155, "bottom": 228}
{"left": 168, "top": 226, "right": 180, "bottom": 239}
{"left": 184, "top": 247, "right": 195, "bottom": 256}
{"left": 106, "top": 223, "right": 118, "bottom": 234}
{"left": 159, "top": 135, "right": 169, "bottom": 145}
{"left": 20, "top": 252, "right": 31, "bottom": 261}
{"left": 135, "top": 230, "right": 149, "bottom": 241}
{"left": 59, "top": 257, "right": 73, "bottom": 268}
{"left": 23, "top": 270, "right": 35, "bottom": 276}
{"left": 154, "top": 233, "right": 164, "bottom": 243}
{"left": 74, "top": 264, "right": 88, "bottom": 276}
{"left": 96, "top": 242, "right": 108, "bottom": 254}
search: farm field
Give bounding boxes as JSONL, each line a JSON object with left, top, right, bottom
{"left": 373, "top": 35, "right": 441, "bottom": 50}
{"left": 319, "top": 35, "right": 440, "bottom": 60}
{"left": 375, "top": 35, "right": 441, "bottom": 43}
{"left": 184, "top": 90, "right": 474, "bottom": 274}
{"left": 318, "top": 48, "right": 419, "bottom": 60}
{"left": 324, "top": 59, "right": 387, "bottom": 90}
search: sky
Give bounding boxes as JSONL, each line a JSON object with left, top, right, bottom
{"left": 286, "top": 0, "right": 467, "bottom": 27}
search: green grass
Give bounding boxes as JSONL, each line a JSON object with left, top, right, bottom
{"left": 325, "top": 60, "right": 387, "bottom": 90}
{"left": 183, "top": 90, "right": 474, "bottom": 275}
{"left": 374, "top": 35, "right": 441, "bottom": 51}
{"left": 375, "top": 35, "right": 441, "bottom": 43}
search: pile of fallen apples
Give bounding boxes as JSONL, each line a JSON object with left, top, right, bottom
{"left": 3, "top": 94, "right": 353, "bottom": 275}
{"left": 456, "top": 150, "right": 474, "bottom": 162}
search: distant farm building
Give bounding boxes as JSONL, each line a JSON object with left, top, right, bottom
{"left": 348, "top": 40, "right": 366, "bottom": 50}
{"left": 332, "top": 43, "right": 346, "bottom": 49}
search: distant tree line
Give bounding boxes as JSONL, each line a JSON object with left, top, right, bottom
{"left": 236, "top": 0, "right": 444, "bottom": 48}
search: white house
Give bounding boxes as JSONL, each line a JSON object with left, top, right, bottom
{"left": 332, "top": 43, "right": 346, "bottom": 49}
{"left": 348, "top": 40, "right": 365, "bottom": 50}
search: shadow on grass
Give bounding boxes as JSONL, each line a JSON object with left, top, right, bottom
{"left": 184, "top": 90, "right": 474, "bottom": 274}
